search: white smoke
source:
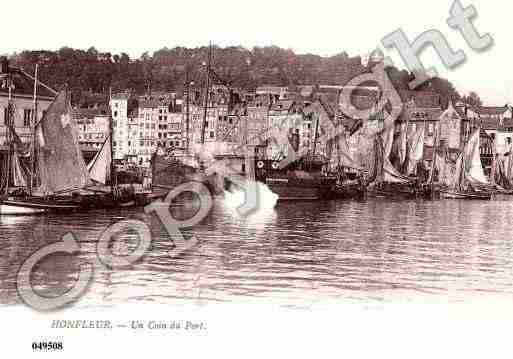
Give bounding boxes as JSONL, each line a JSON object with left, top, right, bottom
{"left": 222, "top": 180, "right": 278, "bottom": 217}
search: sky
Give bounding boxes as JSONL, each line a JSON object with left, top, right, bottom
{"left": 5, "top": 0, "right": 510, "bottom": 105}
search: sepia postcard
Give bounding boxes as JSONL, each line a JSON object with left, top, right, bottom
{"left": 1, "top": 0, "right": 512, "bottom": 357}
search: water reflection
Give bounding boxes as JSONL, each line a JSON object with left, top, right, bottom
{"left": 1, "top": 199, "right": 513, "bottom": 308}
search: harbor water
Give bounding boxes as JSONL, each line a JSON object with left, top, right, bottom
{"left": 1, "top": 196, "right": 513, "bottom": 308}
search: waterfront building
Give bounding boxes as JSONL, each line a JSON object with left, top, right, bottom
{"left": 110, "top": 92, "right": 132, "bottom": 160}
{"left": 466, "top": 105, "right": 513, "bottom": 155}
{"left": 0, "top": 58, "right": 56, "bottom": 148}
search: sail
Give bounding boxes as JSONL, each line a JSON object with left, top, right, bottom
{"left": 36, "top": 90, "right": 90, "bottom": 194}
{"left": 87, "top": 135, "right": 111, "bottom": 185}
{"left": 398, "top": 122, "right": 408, "bottom": 166}
{"left": 436, "top": 152, "right": 458, "bottom": 188}
{"left": 337, "top": 132, "right": 363, "bottom": 170}
{"left": 464, "top": 130, "right": 489, "bottom": 185}
{"left": 406, "top": 126, "right": 425, "bottom": 175}
{"left": 11, "top": 151, "right": 28, "bottom": 187}
{"left": 6, "top": 123, "right": 30, "bottom": 157}
{"left": 349, "top": 128, "right": 375, "bottom": 173}
{"left": 504, "top": 144, "right": 513, "bottom": 187}
{"left": 451, "top": 153, "right": 464, "bottom": 191}
{"left": 375, "top": 134, "right": 410, "bottom": 184}
{"left": 381, "top": 124, "right": 395, "bottom": 159}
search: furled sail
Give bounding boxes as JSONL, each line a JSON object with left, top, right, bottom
{"left": 406, "top": 126, "right": 425, "bottom": 175}
{"left": 397, "top": 122, "right": 408, "bottom": 166}
{"left": 435, "top": 152, "right": 457, "bottom": 188}
{"left": 36, "top": 90, "right": 90, "bottom": 194}
{"left": 87, "top": 135, "right": 111, "bottom": 185}
{"left": 336, "top": 131, "right": 363, "bottom": 170}
{"left": 374, "top": 132, "right": 410, "bottom": 184}
{"left": 11, "top": 151, "right": 28, "bottom": 187}
{"left": 349, "top": 126, "right": 376, "bottom": 173}
{"left": 380, "top": 124, "right": 410, "bottom": 183}
{"left": 464, "top": 130, "right": 489, "bottom": 185}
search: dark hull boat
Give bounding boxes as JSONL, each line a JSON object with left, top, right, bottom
{"left": 254, "top": 158, "right": 336, "bottom": 201}
{"left": 0, "top": 191, "right": 138, "bottom": 215}
{"left": 333, "top": 179, "right": 365, "bottom": 199}
{"left": 366, "top": 182, "right": 424, "bottom": 199}
{"left": 150, "top": 153, "right": 219, "bottom": 200}
{"left": 439, "top": 189, "right": 491, "bottom": 200}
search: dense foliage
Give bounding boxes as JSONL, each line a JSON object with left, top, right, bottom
{"left": 11, "top": 45, "right": 462, "bottom": 107}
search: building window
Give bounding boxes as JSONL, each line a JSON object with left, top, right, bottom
{"left": 209, "top": 131, "right": 214, "bottom": 138}
{"left": 428, "top": 123, "right": 434, "bottom": 135}
{"left": 23, "top": 109, "right": 32, "bottom": 127}
{"left": 114, "top": 111, "right": 118, "bottom": 117}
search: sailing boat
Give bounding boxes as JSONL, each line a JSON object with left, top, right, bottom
{"left": 0, "top": 89, "right": 137, "bottom": 214}
{"left": 365, "top": 120, "right": 420, "bottom": 199}
{"left": 329, "top": 122, "right": 366, "bottom": 199}
{"left": 485, "top": 138, "right": 513, "bottom": 200}
{"left": 439, "top": 129, "right": 492, "bottom": 200}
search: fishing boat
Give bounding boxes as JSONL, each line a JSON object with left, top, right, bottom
{"left": 150, "top": 150, "right": 218, "bottom": 200}
{"left": 365, "top": 122, "right": 422, "bottom": 199}
{"left": 486, "top": 140, "right": 513, "bottom": 200}
{"left": 0, "top": 82, "right": 138, "bottom": 214}
{"left": 327, "top": 117, "right": 366, "bottom": 199}
{"left": 438, "top": 129, "right": 493, "bottom": 200}
{"left": 254, "top": 156, "right": 336, "bottom": 201}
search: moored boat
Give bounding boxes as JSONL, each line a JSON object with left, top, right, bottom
{"left": 435, "top": 129, "right": 493, "bottom": 200}
{"left": 439, "top": 189, "right": 491, "bottom": 200}
{"left": 0, "top": 86, "right": 141, "bottom": 215}
{"left": 254, "top": 158, "right": 336, "bottom": 201}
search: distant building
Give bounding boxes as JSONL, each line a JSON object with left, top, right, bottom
{"left": 110, "top": 92, "right": 132, "bottom": 160}
{"left": 74, "top": 107, "right": 110, "bottom": 150}
{"left": 256, "top": 85, "right": 290, "bottom": 101}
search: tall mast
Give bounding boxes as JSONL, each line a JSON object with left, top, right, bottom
{"left": 29, "top": 64, "right": 38, "bottom": 195}
{"left": 185, "top": 71, "right": 191, "bottom": 154}
{"left": 4, "top": 69, "right": 12, "bottom": 195}
{"left": 108, "top": 87, "right": 116, "bottom": 194}
{"left": 428, "top": 121, "right": 439, "bottom": 196}
{"left": 201, "top": 43, "right": 212, "bottom": 145}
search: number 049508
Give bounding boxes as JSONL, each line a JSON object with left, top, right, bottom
{"left": 32, "top": 342, "right": 63, "bottom": 351}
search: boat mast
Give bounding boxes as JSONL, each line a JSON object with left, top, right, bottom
{"left": 185, "top": 70, "right": 191, "bottom": 154}
{"left": 428, "top": 120, "right": 439, "bottom": 196}
{"left": 29, "top": 64, "right": 38, "bottom": 196}
{"left": 4, "top": 69, "right": 12, "bottom": 195}
{"left": 108, "top": 87, "right": 117, "bottom": 194}
{"left": 200, "top": 43, "right": 212, "bottom": 145}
